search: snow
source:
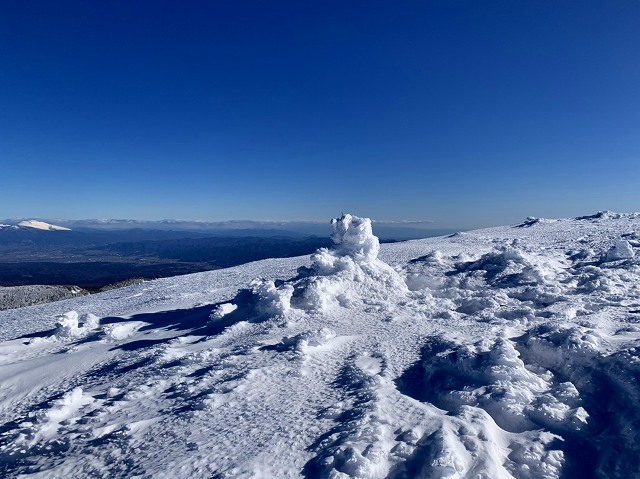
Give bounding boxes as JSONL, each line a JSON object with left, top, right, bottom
{"left": 16, "top": 220, "right": 71, "bottom": 231}
{"left": 209, "top": 302, "right": 238, "bottom": 320}
{"left": 330, "top": 214, "right": 380, "bottom": 263}
{"left": 605, "top": 239, "right": 635, "bottom": 261}
{"left": 1, "top": 212, "right": 640, "bottom": 478}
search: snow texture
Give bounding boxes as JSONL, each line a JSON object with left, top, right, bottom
{"left": 1, "top": 212, "right": 640, "bottom": 478}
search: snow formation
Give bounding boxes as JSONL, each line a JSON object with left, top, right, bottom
{"left": 245, "top": 215, "right": 406, "bottom": 318}
{"left": 1, "top": 213, "right": 640, "bottom": 478}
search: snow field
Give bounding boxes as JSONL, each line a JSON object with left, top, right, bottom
{"left": 0, "top": 212, "right": 639, "bottom": 477}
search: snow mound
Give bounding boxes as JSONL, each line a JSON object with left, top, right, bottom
{"left": 268, "top": 327, "right": 337, "bottom": 354}
{"left": 209, "top": 302, "right": 238, "bottom": 320}
{"left": 203, "top": 214, "right": 401, "bottom": 320}
{"left": 520, "top": 324, "right": 640, "bottom": 477}
{"left": 414, "top": 337, "right": 588, "bottom": 434}
{"left": 53, "top": 311, "right": 100, "bottom": 339}
{"left": 455, "top": 245, "right": 560, "bottom": 288}
{"left": 253, "top": 279, "right": 294, "bottom": 316}
{"left": 293, "top": 327, "right": 336, "bottom": 350}
{"left": 252, "top": 214, "right": 407, "bottom": 314}
{"left": 605, "top": 239, "right": 635, "bottom": 261}
{"left": 17, "top": 220, "right": 71, "bottom": 231}
{"left": 330, "top": 214, "right": 380, "bottom": 263}
{"left": 102, "top": 321, "right": 146, "bottom": 341}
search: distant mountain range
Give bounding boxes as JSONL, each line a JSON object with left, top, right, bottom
{"left": 0, "top": 218, "right": 456, "bottom": 240}
{"left": 0, "top": 220, "right": 71, "bottom": 231}
{"left": 0, "top": 220, "right": 334, "bottom": 290}
{"left": 0, "top": 218, "right": 458, "bottom": 291}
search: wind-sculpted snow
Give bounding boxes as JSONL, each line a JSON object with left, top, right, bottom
{"left": 0, "top": 212, "right": 640, "bottom": 478}
{"left": 329, "top": 214, "right": 380, "bottom": 263}
{"left": 253, "top": 214, "right": 407, "bottom": 314}
{"left": 605, "top": 239, "right": 635, "bottom": 261}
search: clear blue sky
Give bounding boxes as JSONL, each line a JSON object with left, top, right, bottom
{"left": 2, "top": 1, "right": 638, "bottom": 229}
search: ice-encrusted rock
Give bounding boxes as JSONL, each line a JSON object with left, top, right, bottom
{"left": 515, "top": 216, "right": 552, "bottom": 228}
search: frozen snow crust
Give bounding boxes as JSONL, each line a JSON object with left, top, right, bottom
{"left": 1, "top": 212, "right": 640, "bottom": 478}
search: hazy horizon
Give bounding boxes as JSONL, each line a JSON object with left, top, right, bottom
{"left": 3, "top": 208, "right": 639, "bottom": 233}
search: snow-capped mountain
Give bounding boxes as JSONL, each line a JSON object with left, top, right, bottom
{"left": 0, "top": 220, "right": 71, "bottom": 231}
{"left": 17, "top": 220, "right": 71, "bottom": 231}
{"left": 0, "top": 213, "right": 639, "bottom": 478}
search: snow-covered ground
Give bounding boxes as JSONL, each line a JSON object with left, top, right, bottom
{"left": 1, "top": 212, "right": 639, "bottom": 478}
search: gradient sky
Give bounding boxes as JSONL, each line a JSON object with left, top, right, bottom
{"left": 2, "top": 1, "right": 638, "bottom": 229}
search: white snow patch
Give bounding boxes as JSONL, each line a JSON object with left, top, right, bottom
{"left": 102, "top": 321, "right": 146, "bottom": 340}
{"left": 16, "top": 387, "right": 94, "bottom": 447}
{"left": 294, "top": 327, "right": 337, "bottom": 351}
{"left": 209, "top": 302, "right": 238, "bottom": 320}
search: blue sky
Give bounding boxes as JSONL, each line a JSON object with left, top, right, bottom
{"left": 1, "top": 1, "right": 638, "bottom": 229}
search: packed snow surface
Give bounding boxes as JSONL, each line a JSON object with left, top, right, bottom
{"left": 1, "top": 213, "right": 640, "bottom": 478}
{"left": 15, "top": 220, "right": 71, "bottom": 231}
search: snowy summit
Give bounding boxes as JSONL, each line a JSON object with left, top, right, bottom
{"left": 1, "top": 213, "right": 640, "bottom": 478}
{"left": 16, "top": 220, "right": 71, "bottom": 231}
